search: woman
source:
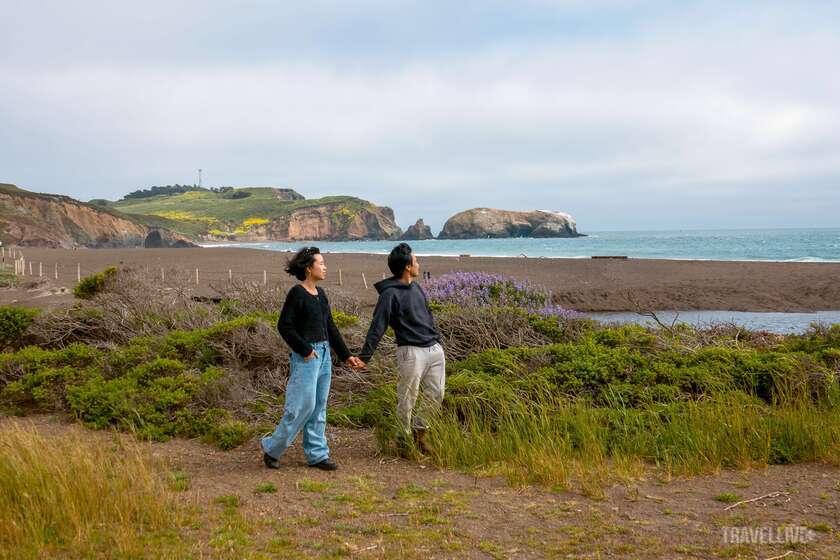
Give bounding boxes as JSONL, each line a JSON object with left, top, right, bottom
{"left": 260, "top": 247, "right": 363, "bottom": 470}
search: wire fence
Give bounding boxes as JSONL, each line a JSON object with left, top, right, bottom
{"left": 0, "top": 246, "right": 427, "bottom": 289}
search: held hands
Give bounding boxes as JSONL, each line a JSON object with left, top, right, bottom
{"left": 346, "top": 356, "right": 365, "bottom": 370}
{"left": 304, "top": 351, "right": 364, "bottom": 369}
{"left": 345, "top": 356, "right": 366, "bottom": 370}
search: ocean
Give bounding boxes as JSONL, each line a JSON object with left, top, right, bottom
{"left": 201, "top": 227, "right": 840, "bottom": 262}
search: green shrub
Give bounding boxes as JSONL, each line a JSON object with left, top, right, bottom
{"left": 526, "top": 314, "right": 596, "bottom": 343}
{"left": 0, "top": 339, "right": 241, "bottom": 446}
{"left": 348, "top": 323, "right": 840, "bottom": 489}
{"left": 74, "top": 267, "right": 117, "bottom": 299}
{"left": 0, "top": 268, "right": 16, "bottom": 288}
{"left": 332, "top": 310, "right": 359, "bottom": 328}
{"left": 203, "top": 416, "right": 253, "bottom": 450}
{"left": 0, "top": 307, "right": 39, "bottom": 350}
{"left": 0, "top": 344, "right": 104, "bottom": 411}
{"left": 65, "top": 361, "right": 222, "bottom": 441}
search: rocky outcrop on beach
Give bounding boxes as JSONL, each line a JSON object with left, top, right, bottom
{"left": 0, "top": 183, "right": 194, "bottom": 248}
{"left": 143, "top": 230, "right": 198, "bottom": 248}
{"left": 400, "top": 219, "right": 434, "bottom": 241}
{"left": 438, "top": 208, "right": 581, "bottom": 239}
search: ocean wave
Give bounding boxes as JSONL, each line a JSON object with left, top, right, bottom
{"left": 779, "top": 257, "right": 840, "bottom": 263}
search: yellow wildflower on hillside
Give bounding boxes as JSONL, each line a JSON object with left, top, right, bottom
{"left": 242, "top": 217, "right": 270, "bottom": 227}
{"left": 154, "top": 211, "right": 218, "bottom": 224}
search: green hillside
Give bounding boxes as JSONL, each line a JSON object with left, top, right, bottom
{"left": 0, "top": 183, "right": 23, "bottom": 193}
{"left": 112, "top": 187, "right": 375, "bottom": 238}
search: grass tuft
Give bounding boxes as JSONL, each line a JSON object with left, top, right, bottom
{"left": 0, "top": 421, "right": 177, "bottom": 557}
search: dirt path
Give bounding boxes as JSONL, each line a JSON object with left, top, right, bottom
{"left": 5, "top": 415, "right": 838, "bottom": 559}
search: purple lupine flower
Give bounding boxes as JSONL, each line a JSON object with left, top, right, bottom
{"left": 424, "top": 272, "right": 583, "bottom": 320}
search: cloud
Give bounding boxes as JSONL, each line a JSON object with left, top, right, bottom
{"left": 1, "top": 1, "right": 839, "bottom": 232}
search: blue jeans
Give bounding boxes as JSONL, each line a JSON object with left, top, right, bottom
{"left": 261, "top": 341, "right": 332, "bottom": 465}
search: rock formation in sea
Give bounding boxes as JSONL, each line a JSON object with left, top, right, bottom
{"left": 400, "top": 219, "right": 434, "bottom": 241}
{"left": 438, "top": 208, "right": 581, "bottom": 239}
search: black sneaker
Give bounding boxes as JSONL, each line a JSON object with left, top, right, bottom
{"left": 263, "top": 453, "right": 279, "bottom": 469}
{"left": 308, "top": 459, "right": 338, "bottom": 471}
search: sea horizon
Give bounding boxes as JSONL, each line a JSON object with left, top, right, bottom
{"left": 200, "top": 227, "right": 840, "bottom": 263}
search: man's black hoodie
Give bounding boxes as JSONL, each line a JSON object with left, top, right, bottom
{"left": 359, "top": 277, "right": 441, "bottom": 363}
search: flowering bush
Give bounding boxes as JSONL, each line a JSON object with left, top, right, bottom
{"left": 424, "top": 272, "right": 582, "bottom": 320}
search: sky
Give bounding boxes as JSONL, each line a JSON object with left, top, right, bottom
{"left": 2, "top": 0, "right": 839, "bottom": 234}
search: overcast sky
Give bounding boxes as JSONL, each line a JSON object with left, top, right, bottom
{"left": 2, "top": 1, "right": 839, "bottom": 233}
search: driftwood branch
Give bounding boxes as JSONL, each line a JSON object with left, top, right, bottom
{"left": 724, "top": 491, "right": 790, "bottom": 511}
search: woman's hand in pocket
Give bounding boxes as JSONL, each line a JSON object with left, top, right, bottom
{"left": 303, "top": 350, "right": 316, "bottom": 361}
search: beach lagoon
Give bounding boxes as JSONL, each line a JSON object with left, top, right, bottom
{"left": 588, "top": 310, "right": 840, "bottom": 334}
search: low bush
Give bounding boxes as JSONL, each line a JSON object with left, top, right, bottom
{"left": 0, "top": 268, "right": 16, "bottom": 288}
{"left": 345, "top": 322, "right": 840, "bottom": 491}
{"left": 0, "top": 306, "right": 39, "bottom": 350}
{"left": 0, "top": 326, "right": 259, "bottom": 446}
{"left": 332, "top": 310, "right": 359, "bottom": 328}
{"left": 74, "top": 266, "right": 118, "bottom": 299}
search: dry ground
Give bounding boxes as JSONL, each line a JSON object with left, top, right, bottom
{"left": 4, "top": 414, "right": 838, "bottom": 559}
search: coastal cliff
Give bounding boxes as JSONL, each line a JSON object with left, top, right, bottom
{"left": 225, "top": 200, "right": 402, "bottom": 242}
{"left": 111, "top": 187, "right": 402, "bottom": 242}
{"left": 0, "top": 183, "right": 192, "bottom": 248}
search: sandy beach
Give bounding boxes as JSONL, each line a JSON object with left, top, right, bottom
{"left": 3, "top": 246, "right": 840, "bottom": 312}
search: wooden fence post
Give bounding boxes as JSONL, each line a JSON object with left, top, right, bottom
{"left": 338, "top": 269, "right": 343, "bottom": 286}
{"left": 77, "top": 263, "right": 81, "bottom": 282}
{"left": 54, "top": 263, "right": 58, "bottom": 280}
{"left": 195, "top": 268, "right": 199, "bottom": 285}
{"left": 362, "top": 273, "right": 368, "bottom": 290}
{"left": 263, "top": 270, "right": 267, "bottom": 285}
{"left": 39, "top": 262, "right": 42, "bottom": 277}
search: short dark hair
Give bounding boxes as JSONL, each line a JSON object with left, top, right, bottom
{"left": 388, "top": 243, "right": 413, "bottom": 277}
{"left": 285, "top": 246, "right": 320, "bottom": 280}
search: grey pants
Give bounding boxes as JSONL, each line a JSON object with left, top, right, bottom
{"left": 396, "top": 343, "right": 446, "bottom": 432}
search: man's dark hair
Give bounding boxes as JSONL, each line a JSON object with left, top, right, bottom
{"left": 388, "top": 243, "right": 413, "bottom": 277}
{"left": 285, "top": 246, "right": 320, "bottom": 280}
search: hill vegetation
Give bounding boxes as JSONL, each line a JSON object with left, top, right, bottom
{"left": 113, "top": 188, "right": 387, "bottom": 239}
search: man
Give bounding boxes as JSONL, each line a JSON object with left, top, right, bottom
{"left": 359, "top": 243, "right": 445, "bottom": 454}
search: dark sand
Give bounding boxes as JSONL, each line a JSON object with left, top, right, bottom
{"left": 3, "top": 246, "right": 840, "bottom": 312}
